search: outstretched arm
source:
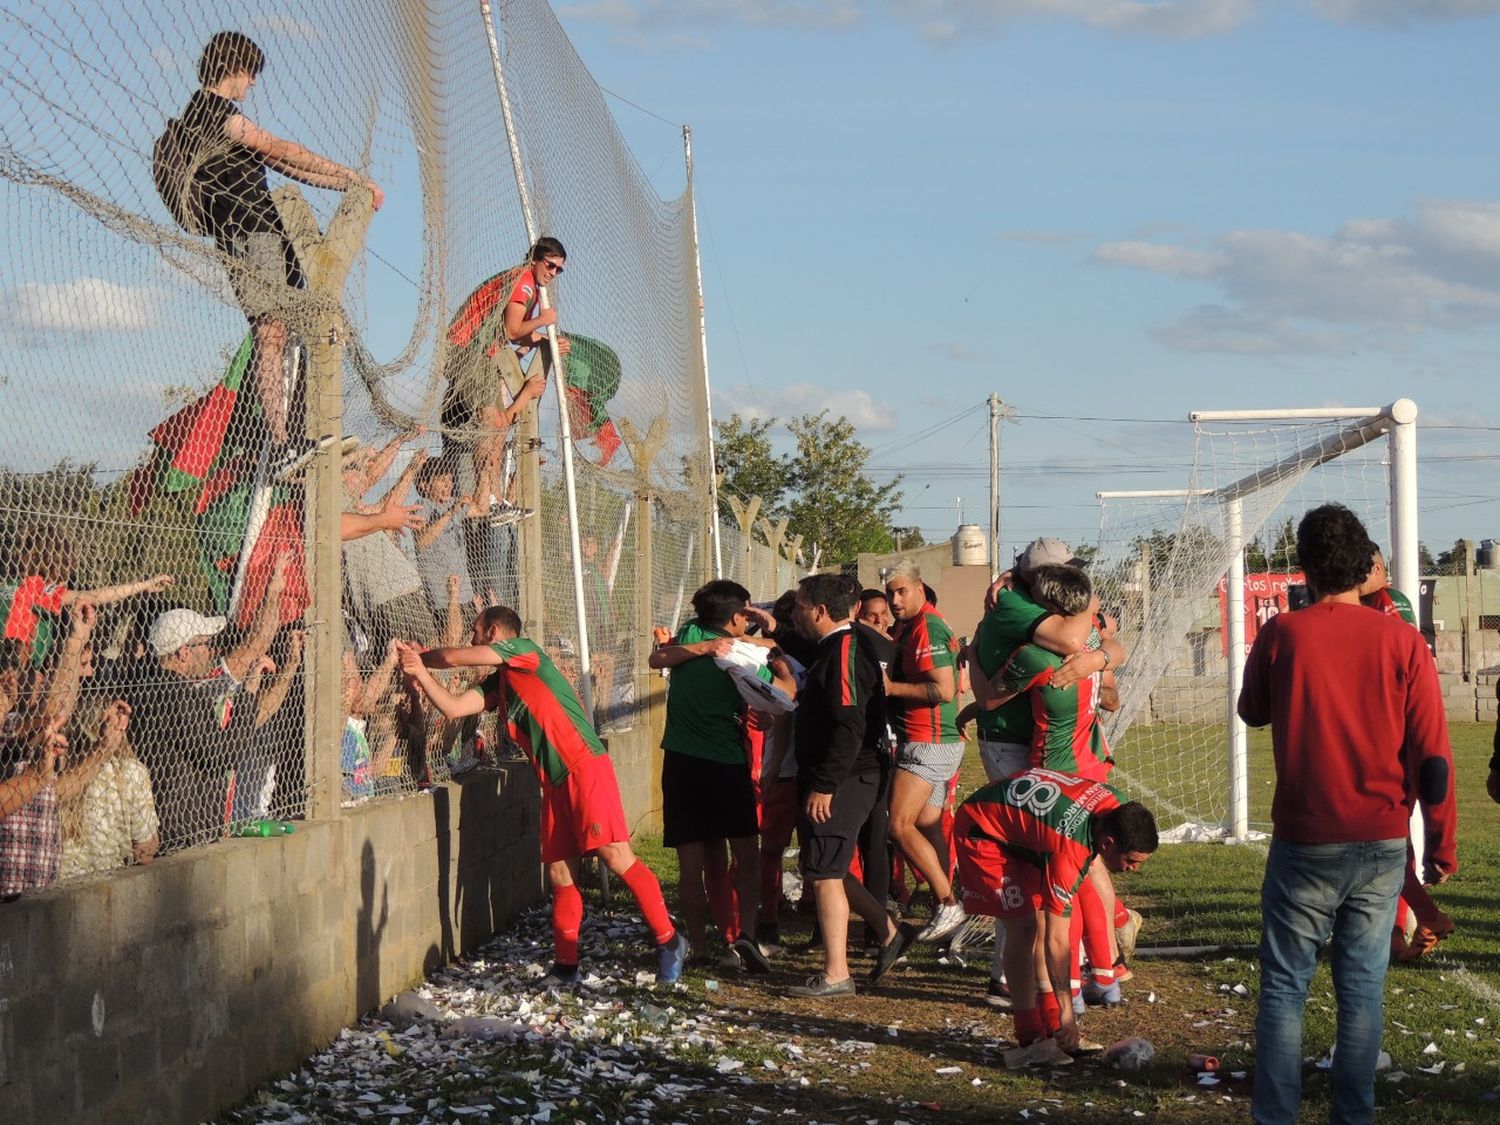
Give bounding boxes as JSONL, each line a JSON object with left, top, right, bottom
{"left": 396, "top": 642, "right": 488, "bottom": 720}
{"left": 66, "top": 573, "right": 174, "bottom": 608}
{"left": 223, "top": 115, "right": 384, "bottom": 208}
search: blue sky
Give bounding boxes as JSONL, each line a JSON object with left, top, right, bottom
{"left": 546, "top": 0, "right": 1500, "bottom": 557}
{"left": 0, "top": 1, "right": 1494, "bottom": 566}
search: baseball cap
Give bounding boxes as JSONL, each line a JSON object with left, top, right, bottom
{"left": 1015, "top": 537, "right": 1084, "bottom": 572}
{"left": 149, "top": 608, "right": 228, "bottom": 657}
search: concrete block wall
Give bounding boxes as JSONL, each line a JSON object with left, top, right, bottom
{"left": 0, "top": 765, "right": 542, "bottom": 1125}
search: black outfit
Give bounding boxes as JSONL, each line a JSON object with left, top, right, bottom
{"left": 181, "top": 90, "right": 305, "bottom": 288}
{"left": 852, "top": 621, "right": 895, "bottom": 920}
{"left": 660, "top": 749, "right": 759, "bottom": 847}
{"left": 794, "top": 624, "right": 888, "bottom": 880}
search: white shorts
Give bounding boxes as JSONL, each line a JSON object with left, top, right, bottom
{"left": 895, "top": 740, "right": 965, "bottom": 808}
{"left": 978, "top": 737, "right": 1030, "bottom": 783}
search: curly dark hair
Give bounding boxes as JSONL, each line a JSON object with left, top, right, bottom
{"left": 1296, "top": 504, "right": 1377, "bottom": 597}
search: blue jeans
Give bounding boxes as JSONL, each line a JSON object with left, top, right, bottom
{"left": 1253, "top": 837, "right": 1405, "bottom": 1125}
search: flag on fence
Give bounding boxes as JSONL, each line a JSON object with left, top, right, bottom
{"left": 127, "top": 333, "right": 309, "bottom": 626}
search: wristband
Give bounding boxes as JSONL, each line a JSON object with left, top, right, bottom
{"left": 1100, "top": 649, "right": 1112, "bottom": 669}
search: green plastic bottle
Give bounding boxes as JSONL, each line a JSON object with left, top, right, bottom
{"left": 234, "top": 819, "right": 295, "bottom": 837}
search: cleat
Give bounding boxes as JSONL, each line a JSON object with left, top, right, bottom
{"left": 656, "top": 932, "right": 689, "bottom": 983}
{"left": 985, "top": 977, "right": 1012, "bottom": 1010}
{"left": 1004, "top": 1037, "right": 1074, "bottom": 1069}
{"left": 1112, "top": 957, "right": 1134, "bottom": 986}
{"left": 539, "top": 963, "right": 579, "bottom": 989}
{"left": 1399, "top": 913, "right": 1455, "bottom": 962}
{"left": 1081, "top": 978, "right": 1122, "bottom": 1007}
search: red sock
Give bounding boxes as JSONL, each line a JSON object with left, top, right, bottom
{"left": 1014, "top": 1007, "right": 1044, "bottom": 1046}
{"left": 620, "top": 860, "right": 676, "bottom": 946}
{"left": 1039, "top": 991, "right": 1062, "bottom": 1036}
{"left": 1113, "top": 898, "right": 1130, "bottom": 929}
{"left": 1394, "top": 895, "right": 1413, "bottom": 938}
{"left": 552, "top": 882, "right": 584, "bottom": 966}
{"left": 704, "top": 847, "right": 741, "bottom": 943}
{"left": 1078, "top": 878, "right": 1114, "bottom": 978}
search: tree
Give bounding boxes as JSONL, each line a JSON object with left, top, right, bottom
{"left": 783, "top": 411, "right": 904, "bottom": 563}
{"left": 712, "top": 414, "right": 790, "bottom": 520}
{"left": 1264, "top": 516, "right": 1298, "bottom": 571}
{"left": 1418, "top": 541, "right": 1437, "bottom": 573}
{"left": 889, "top": 526, "right": 926, "bottom": 552}
{"left": 1435, "top": 539, "right": 1472, "bottom": 575}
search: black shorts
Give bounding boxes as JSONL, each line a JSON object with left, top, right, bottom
{"left": 798, "top": 769, "right": 882, "bottom": 880}
{"left": 661, "top": 749, "right": 758, "bottom": 847}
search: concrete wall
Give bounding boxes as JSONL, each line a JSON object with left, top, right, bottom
{"left": 0, "top": 766, "right": 542, "bottom": 1125}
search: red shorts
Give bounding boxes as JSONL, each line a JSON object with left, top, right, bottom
{"left": 539, "top": 754, "right": 630, "bottom": 863}
{"left": 955, "top": 834, "right": 1043, "bottom": 920}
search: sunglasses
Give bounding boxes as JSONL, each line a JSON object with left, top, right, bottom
{"left": 539, "top": 258, "right": 565, "bottom": 275}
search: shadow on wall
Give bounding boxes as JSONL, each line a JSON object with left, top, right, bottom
{"left": 355, "top": 839, "right": 388, "bottom": 1017}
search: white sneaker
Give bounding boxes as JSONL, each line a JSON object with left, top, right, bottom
{"left": 916, "top": 900, "right": 967, "bottom": 943}
{"left": 486, "top": 501, "right": 536, "bottom": 528}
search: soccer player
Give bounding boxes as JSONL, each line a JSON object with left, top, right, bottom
{"left": 1357, "top": 546, "right": 1453, "bottom": 961}
{"left": 966, "top": 564, "right": 1131, "bottom": 1007}
{"left": 395, "top": 606, "right": 688, "bottom": 984}
{"left": 954, "top": 769, "right": 1158, "bottom": 1064}
{"left": 882, "top": 561, "right": 966, "bottom": 943}
{"left": 647, "top": 580, "right": 794, "bottom": 971}
{"left": 784, "top": 574, "right": 914, "bottom": 997}
{"left": 1239, "top": 504, "right": 1457, "bottom": 1125}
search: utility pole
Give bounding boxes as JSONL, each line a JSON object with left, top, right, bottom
{"left": 988, "top": 393, "right": 1002, "bottom": 579}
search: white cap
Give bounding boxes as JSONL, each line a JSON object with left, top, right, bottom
{"left": 149, "top": 608, "right": 228, "bottom": 657}
{"left": 1015, "top": 537, "right": 1084, "bottom": 572}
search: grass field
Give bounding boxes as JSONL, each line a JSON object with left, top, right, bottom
{"left": 620, "top": 723, "right": 1500, "bottom": 1122}
{"left": 227, "top": 725, "right": 1500, "bottom": 1123}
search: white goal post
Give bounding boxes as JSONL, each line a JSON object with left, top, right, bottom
{"left": 1098, "top": 399, "right": 1418, "bottom": 841}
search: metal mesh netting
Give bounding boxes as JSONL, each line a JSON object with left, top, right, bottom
{"left": 0, "top": 0, "right": 721, "bottom": 887}
{"left": 1090, "top": 414, "right": 1397, "bottom": 836}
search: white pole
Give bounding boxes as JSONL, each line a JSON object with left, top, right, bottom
{"left": 480, "top": 0, "right": 593, "bottom": 717}
{"left": 684, "top": 126, "right": 724, "bottom": 579}
{"left": 988, "top": 393, "right": 1001, "bottom": 578}
{"left": 1387, "top": 398, "right": 1420, "bottom": 601}
{"left": 1224, "top": 495, "right": 1250, "bottom": 840}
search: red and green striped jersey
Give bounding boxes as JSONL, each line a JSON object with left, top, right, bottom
{"left": 996, "top": 643, "right": 1113, "bottom": 781}
{"left": 956, "top": 768, "right": 1125, "bottom": 916}
{"left": 1, "top": 576, "right": 69, "bottom": 668}
{"left": 473, "top": 638, "right": 608, "bottom": 787}
{"left": 1361, "top": 587, "right": 1418, "bottom": 628}
{"left": 972, "top": 587, "right": 1050, "bottom": 743}
{"left": 890, "top": 604, "right": 961, "bottom": 743}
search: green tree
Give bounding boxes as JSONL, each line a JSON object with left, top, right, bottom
{"left": 1418, "top": 541, "right": 1437, "bottom": 573}
{"left": 712, "top": 414, "right": 790, "bottom": 520}
{"left": 1264, "top": 516, "right": 1298, "bottom": 571}
{"left": 1435, "top": 539, "right": 1472, "bottom": 575}
{"left": 783, "top": 411, "right": 904, "bottom": 563}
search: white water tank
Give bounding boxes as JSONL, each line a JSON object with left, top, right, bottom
{"left": 952, "top": 524, "right": 987, "bottom": 567}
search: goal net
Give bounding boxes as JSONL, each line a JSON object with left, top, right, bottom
{"left": 1090, "top": 404, "right": 1416, "bottom": 839}
{"left": 0, "top": 0, "right": 718, "bottom": 860}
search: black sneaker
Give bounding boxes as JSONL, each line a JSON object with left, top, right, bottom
{"left": 732, "top": 936, "right": 772, "bottom": 975}
{"left": 869, "top": 922, "right": 916, "bottom": 985}
{"left": 985, "top": 977, "right": 1012, "bottom": 1010}
{"left": 539, "top": 962, "right": 579, "bottom": 988}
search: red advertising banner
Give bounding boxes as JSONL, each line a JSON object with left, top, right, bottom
{"left": 1217, "top": 572, "right": 1305, "bottom": 658}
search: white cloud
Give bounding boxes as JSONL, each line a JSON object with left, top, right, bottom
{"left": 1093, "top": 241, "right": 1227, "bottom": 277}
{"left": 1311, "top": 0, "right": 1500, "bottom": 24}
{"left": 1092, "top": 198, "right": 1500, "bottom": 353}
{"left": 0, "top": 277, "right": 164, "bottom": 347}
{"left": 717, "top": 381, "right": 898, "bottom": 431}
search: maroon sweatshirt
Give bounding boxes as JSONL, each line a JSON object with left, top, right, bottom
{"left": 1237, "top": 600, "right": 1458, "bottom": 875}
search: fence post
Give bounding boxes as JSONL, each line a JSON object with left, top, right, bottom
{"left": 276, "top": 184, "right": 375, "bottom": 821}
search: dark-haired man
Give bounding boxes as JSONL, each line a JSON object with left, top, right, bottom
{"left": 397, "top": 606, "right": 687, "bottom": 985}
{"left": 648, "top": 580, "right": 795, "bottom": 970}
{"left": 784, "top": 575, "right": 912, "bottom": 997}
{"left": 856, "top": 589, "right": 893, "bottom": 639}
{"left": 954, "top": 769, "right": 1158, "bottom": 1065}
{"left": 179, "top": 31, "right": 383, "bottom": 477}
{"left": 1239, "top": 504, "right": 1457, "bottom": 1125}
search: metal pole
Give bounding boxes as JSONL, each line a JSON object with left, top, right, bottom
{"left": 481, "top": 0, "right": 594, "bottom": 717}
{"left": 1387, "top": 397, "right": 1419, "bottom": 602}
{"left": 988, "top": 393, "right": 1000, "bottom": 578}
{"left": 684, "top": 126, "right": 724, "bottom": 580}
{"left": 1224, "top": 496, "right": 1249, "bottom": 840}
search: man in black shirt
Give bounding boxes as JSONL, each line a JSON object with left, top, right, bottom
{"left": 785, "top": 574, "right": 913, "bottom": 998}
{"left": 181, "top": 32, "right": 384, "bottom": 478}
